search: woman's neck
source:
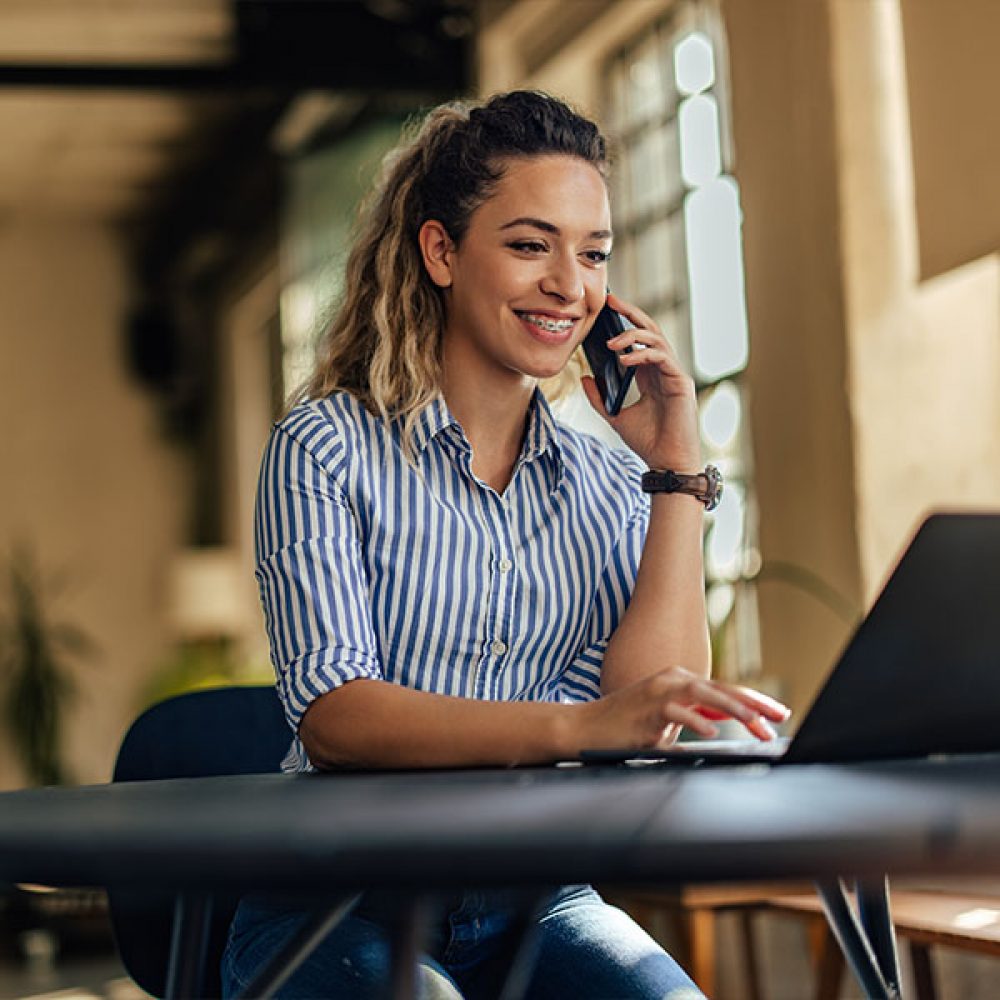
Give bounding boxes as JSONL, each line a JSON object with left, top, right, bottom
{"left": 439, "top": 366, "right": 536, "bottom": 494}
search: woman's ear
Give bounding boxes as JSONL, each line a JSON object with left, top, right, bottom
{"left": 418, "top": 220, "right": 454, "bottom": 288}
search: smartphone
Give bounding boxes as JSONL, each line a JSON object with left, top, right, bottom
{"left": 581, "top": 302, "right": 636, "bottom": 416}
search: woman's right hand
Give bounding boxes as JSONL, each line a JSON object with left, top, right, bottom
{"left": 573, "top": 666, "right": 790, "bottom": 753}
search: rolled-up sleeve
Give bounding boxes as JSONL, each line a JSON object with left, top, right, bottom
{"left": 551, "top": 494, "right": 649, "bottom": 703}
{"left": 255, "top": 422, "right": 382, "bottom": 734}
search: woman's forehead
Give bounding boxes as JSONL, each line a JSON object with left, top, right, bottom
{"left": 482, "top": 155, "right": 611, "bottom": 230}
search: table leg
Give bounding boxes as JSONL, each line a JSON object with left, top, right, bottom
{"left": 164, "top": 892, "right": 212, "bottom": 1000}
{"left": 857, "top": 877, "right": 901, "bottom": 994}
{"left": 909, "top": 941, "right": 938, "bottom": 1000}
{"left": 237, "top": 894, "right": 361, "bottom": 1000}
{"left": 497, "top": 891, "right": 548, "bottom": 1000}
{"left": 387, "top": 896, "right": 433, "bottom": 1000}
{"left": 815, "top": 880, "right": 896, "bottom": 999}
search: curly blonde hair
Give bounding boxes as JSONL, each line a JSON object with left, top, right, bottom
{"left": 301, "top": 91, "right": 609, "bottom": 454}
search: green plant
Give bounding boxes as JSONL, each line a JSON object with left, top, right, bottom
{"left": 142, "top": 638, "right": 239, "bottom": 709}
{"left": 141, "top": 637, "right": 274, "bottom": 711}
{"left": 708, "top": 558, "right": 861, "bottom": 683}
{"left": 755, "top": 560, "right": 860, "bottom": 626}
{"left": 0, "top": 547, "right": 95, "bottom": 785}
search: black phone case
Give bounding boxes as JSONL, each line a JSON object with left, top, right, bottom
{"left": 582, "top": 304, "right": 636, "bottom": 416}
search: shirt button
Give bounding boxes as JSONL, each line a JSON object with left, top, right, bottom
{"left": 498, "top": 558, "right": 513, "bottom": 573}
{"left": 490, "top": 639, "right": 507, "bottom": 656}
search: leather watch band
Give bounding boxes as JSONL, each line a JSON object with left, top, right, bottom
{"left": 640, "top": 465, "right": 723, "bottom": 511}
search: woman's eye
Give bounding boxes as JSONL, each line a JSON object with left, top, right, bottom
{"left": 583, "top": 249, "right": 611, "bottom": 265}
{"left": 508, "top": 240, "right": 547, "bottom": 254}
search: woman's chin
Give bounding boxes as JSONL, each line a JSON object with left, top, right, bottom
{"left": 519, "top": 354, "right": 574, "bottom": 381}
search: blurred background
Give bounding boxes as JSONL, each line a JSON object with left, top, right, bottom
{"left": 0, "top": 0, "right": 998, "bottom": 996}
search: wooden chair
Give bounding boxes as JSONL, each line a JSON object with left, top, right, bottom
{"left": 616, "top": 884, "right": 1000, "bottom": 999}
{"left": 765, "top": 887, "right": 1000, "bottom": 1000}
{"left": 608, "top": 883, "right": 813, "bottom": 999}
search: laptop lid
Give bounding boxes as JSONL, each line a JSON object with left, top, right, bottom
{"left": 578, "top": 512, "right": 1000, "bottom": 768}
{"left": 783, "top": 512, "right": 1000, "bottom": 764}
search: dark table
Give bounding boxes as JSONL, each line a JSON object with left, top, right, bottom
{"left": 3, "top": 755, "right": 1000, "bottom": 997}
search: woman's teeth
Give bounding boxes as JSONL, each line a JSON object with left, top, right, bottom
{"left": 519, "top": 314, "right": 574, "bottom": 333}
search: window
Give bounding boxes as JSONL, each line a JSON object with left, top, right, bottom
{"left": 605, "top": 3, "right": 761, "bottom": 680}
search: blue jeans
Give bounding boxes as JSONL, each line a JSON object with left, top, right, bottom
{"left": 221, "top": 886, "right": 704, "bottom": 999}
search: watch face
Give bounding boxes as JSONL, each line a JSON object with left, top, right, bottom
{"left": 704, "top": 465, "right": 723, "bottom": 511}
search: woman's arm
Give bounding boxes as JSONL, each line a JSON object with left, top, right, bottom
{"left": 581, "top": 293, "right": 714, "bottom": 695}
{"left": 600, "top": 492, "right": 710, "bottom": 692}
{"left": 300, "top": 668, "right": 786, "bottom": 770}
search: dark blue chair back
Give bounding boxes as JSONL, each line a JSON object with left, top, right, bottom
{"left": 109, "top": 685, "right": 290, "bottom": 998}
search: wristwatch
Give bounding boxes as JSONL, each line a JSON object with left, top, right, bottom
{"left": 641, "top": 465, "right": 723, "bottom": 511}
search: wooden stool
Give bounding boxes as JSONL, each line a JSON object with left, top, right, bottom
{"left": 764, "top": 888, "right": 1000, "bottom": 1000}
{"left": 612, "top": 884, "right": 1000, "bottom": 998}
{"left": 607, "top": 883, "right": 813, "bottom": 998}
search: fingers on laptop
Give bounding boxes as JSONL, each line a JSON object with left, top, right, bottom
{"left": 662, "top": 703, "right": 722, "bottom": 740}
{"left": 686, "top": 679, "right": 790, "bottom": 741}
{"left": 600, "top": 668, "right": 790, "bottom": 746}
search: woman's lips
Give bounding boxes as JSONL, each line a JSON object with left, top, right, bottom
{"left": 515, "top": 311, "right": 579, "bottom": 345}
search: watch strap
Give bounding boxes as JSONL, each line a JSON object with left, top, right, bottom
{"left": 641, "top": 465, "right": 723, "bottom": 511}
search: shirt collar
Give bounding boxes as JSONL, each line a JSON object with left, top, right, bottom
{"left": 522, "top": 388, "right": 564, "bottom": 472}
{"left": 410, "top": 394, "right": 461, "bottom": 457}
{"left": 411, "top": 388, "right": 565, "bottom": 483}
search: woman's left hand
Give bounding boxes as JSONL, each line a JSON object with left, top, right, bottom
{"left": 580, "top": 292, "right": 701, "bottom": 470}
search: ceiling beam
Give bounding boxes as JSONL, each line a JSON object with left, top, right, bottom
{"left": 0, "top": 0, "right": 472, "bottom": 94}
{"left": 0, "top": 59, "right": 463, "bottom": 93}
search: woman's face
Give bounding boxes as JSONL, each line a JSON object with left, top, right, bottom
{"left": 425, "top": 154, "right": 612, "bottom": 390}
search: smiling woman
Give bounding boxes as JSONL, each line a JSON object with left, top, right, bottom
{"left": 223, "top": 90, "right": 787, "bottom": 1000}
{"left": 420, "top": 156, "right": 611, "bottom": 419}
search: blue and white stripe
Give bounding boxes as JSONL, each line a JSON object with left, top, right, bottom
{"left": 254, "top": 388, "right": 650, "bottom": 771}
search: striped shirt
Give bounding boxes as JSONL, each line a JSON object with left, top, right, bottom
{"left": 254, "top": 388, "right": 650, "bottom": 771}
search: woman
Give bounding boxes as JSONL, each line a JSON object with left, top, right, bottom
{"left": 223, "top": 90, "right": 788, "bottom": 999}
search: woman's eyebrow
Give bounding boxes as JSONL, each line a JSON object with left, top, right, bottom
{"left": 499, "top": 216, "right": 613, "bottom": 240}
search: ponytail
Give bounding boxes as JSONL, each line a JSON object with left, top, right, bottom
{"left": 301, "top": 92, "right": 609, "bottom": 458}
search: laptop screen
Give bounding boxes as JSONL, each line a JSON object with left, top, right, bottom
{"left": 785, "top": 513, "right": 1000, "bottom": 764}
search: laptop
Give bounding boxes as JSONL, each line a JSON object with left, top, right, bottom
{"left": 581, "top": 512, "right": 1000, "bottom": 767}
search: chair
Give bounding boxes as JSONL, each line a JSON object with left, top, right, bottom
{"left": 609, "top": 883, "right": 812, "bottom": 998}
{"left": 109, "top": 685, "right": 291, "bottom": 999}
{"left": 764, "top": 886, "right": 1000, "bottom": 1000}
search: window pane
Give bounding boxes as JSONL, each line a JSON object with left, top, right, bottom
{"left": 684, "top": 176, "right": 749, "bottom": 381}
{"left": 706, "top": 480, "right": 745, "bottom": 581}
{"left": 653, "top": 304, "right": 692, "bottom": 376}
{"left": 628, "top": 129, "right": 658, "bottom": 218}
{"left": 674, "top": 31, "right": 716, "bottom": 96}
{"left": 628, "top": 125, "right": 677, "bottom": 217}
{"left": 609, "top": 61, "right": 631, "bottom": 132}
{"left": 634, "top": 216, "right": 681, "bottom": 303}
{"left": 700, "top": 380, "right": 742, "bottom": 455}
{"left": 679, "top": 94, "right": 722, "bottom": 188}
{"left": 659, "top": 121, "right": 684, "bottom": 207}
{"left": 608, "top": 238, "right": 635, "bottom": 301}
{"left": 624, "top": 38, "right": 667, "bottom": 126}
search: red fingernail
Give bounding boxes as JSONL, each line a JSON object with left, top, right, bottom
{"left": 696, "top": 706, "right": 729, "bottom": 721}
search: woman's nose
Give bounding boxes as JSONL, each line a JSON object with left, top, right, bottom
{"left": 539, "top": 255, "right": 585, "bottom": 302}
